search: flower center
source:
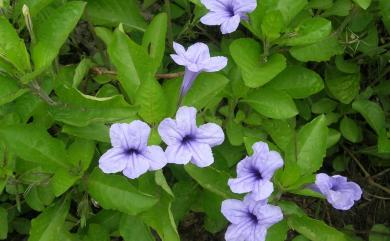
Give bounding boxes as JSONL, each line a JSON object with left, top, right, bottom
{"left": 226, "top": 4, "right": 235, "bottom": 17}
{"left": 330, "top": 184, "right": 340, "bottom": 191}
{"left": 250, "top": 167, "right": 263, "bottom": 180}
{"left": 181, "top": 135, "right": 195, "bottom": 144}
{"left": 248, "top": 212, "right": 258, "bottom": 223}
{"left": 125, "top": 148, "right": 140, "bottom": 155}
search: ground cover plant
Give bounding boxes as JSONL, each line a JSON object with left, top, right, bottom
{"left": 0, "top": 0, "right": 389, "bottom": 240}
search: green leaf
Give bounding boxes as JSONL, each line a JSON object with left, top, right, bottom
{"left": 142, "top": 13, "right": 167, "bottom": 74}
{"left": 183, "top": 73, "right": 230, "bottom": 109}
{"left": 340, "top": 117, "right": 363, "bottom": 143}
{"left": 0, "top": 75, "right": 28, "bottom": 106}
{"left": 352, "top": 100, "right": 385, "bottom": 135}
{"left": 108, "top": 29, "right": 152, "bottom": 102}
{"left": 266, "top": 66, "right": 324, "bottom": 98}
{"left": 266, "top": 220, "right": 288, "bottom": 241}
{"left": 296, "top": 115, "right": 328, "bottom": 173}
{"left": 327, "top": 128, "right": 341, "bottom": 148}
{"left": 369, "top": 224, "right": 390, "bottom": 241}
{"left": 379, "top": 0, "right": 390, "bottom": 34}
{"left": 311, "top": 98, "right": 338, "bottom": 114}
{"left": 290, "top": 36, "right": 343, "bottom": 62}
{"left": 288, "top": 214, "right": 348, "bottom": 241}
{"left": 184, "top": 164, "right": 238, "bottom": 199}
{"left": 62, "top": 124, "right": 110, "bottom": 143}
{"left": 85, "top": 0, "right": 146, "bottom": 31}
{"left": 50, "top": 84, "right": 138, "bottom": 127}
{"left": 199, "top": 190, "right": 227, "bottom": 233}
{"left": 135, "top": 77, "right": 167, "bottom": 124}
{"left": 275, "top": 0, "right": 308, "bottom": 24}
{"left": 335, "top": 55, "right": 360, "bottom": 74}
{"left": 243, "top": 87, "right": 298, "bottom": 119}
{"left": 323, "top": 0, "right": 352, "bottom": 17}
{"left": 279, "top": 17, "right": 332, "bottom": 46}
{"left": 230, "top": 38, "right": 286, "bottom": 88}
{"left": 120, "top": 215, "right": 154, "bottom": 241}
{"left": 0, "top": 16, "right": 31, "bottom": 72}
{"left": 261, "top": 10, "right": 285, "bottom": 41}
{"left": 325, "top": 68, "right": 360, "bottom": 104}
{"left": 83, "top": 224, "right": 110, "bottom": 241}
{"left": 0, "top": 207, "right": 7, "bottom": 240}
{"left": 140, "top": 194, "right": 180, "bottom": 241}
{"left": 73, "top": 58, "right": 94, "bottom": 88}
{"left": 0, "top": 125, "right": 69, "bottom": 171}
{"left": 262, "top": 119, "right": 295, "bottom": 152}
{"left": 28, "top": 197, "right": 71, "bottom": 241}
{"left": 31, "top": 1, "right": 86, "bottom": 71}
{"left": 353, "top": 0, "right": 371, "bottom": 9}
{"left": 87, "top": 168, "right": 158, "bottom": 215}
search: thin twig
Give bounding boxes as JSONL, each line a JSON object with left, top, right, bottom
{"left": 29, "top": 80, "right": 57, "bottom": 106}
{"left": 90, "top": 67, "right": 184, "bottom": 79}
{"left": 343, "top": 145, "right": 390, "bottom": 194}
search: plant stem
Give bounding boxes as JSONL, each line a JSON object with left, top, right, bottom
{"left": 164, "top": 0, "right": 174, "bottom": 48}
{"left": 29, "top": 81, "right": 57, "bottom": 106}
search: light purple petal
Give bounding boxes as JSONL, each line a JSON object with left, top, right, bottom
{"left": 143, "top": 145, "right": 168, "bottom": 171}
{"left": 228, "top": 175, "right": 257, "bottom": 194}
{"left": 201, "top": 11, "right": 231, "bottom": 26}
{"left": 171, "top": 54, "right": 187, "bottom": 66}
{"left": 225, "top": 224, "right": 247, "bottom": 241}
{"left": 173, "top": 42, "right": 186, "bottom": 56}
{"left": 122, "top": 154, "right": 150, "bottom": 179}
{"left": 165, "top": 144, "right": 192, "bottom": 165}
{"left": 185, "top": 42, "right": 210, "bottom": 65}
{"left": 196, "top": 123, "right": 225, "bottom": 147}
{"left": 233, "top": 0, "right": 257, "bottom": 13}
{"left": 252, "top": 142, "right": 269, "bottom": 155}
{"left": 220, "top": 15, "right": 241, "bottom": 34}
{"left": 235, "top": 156, "right": 253, "bottom": 177}
{"left": 260, "top": 151, "right": 284, "bottom": 179}
{"left": 315, "top": 173, "right": 332, "bottom": 195}
{"left": 327, "top": 190, "right": 355, "bottom": 210}
{"left": 203, "top": 56, "right": 228, "bottom": 72}
{"left": 109, "top": 121, "right": 150, "bottom": 150}
{"left": 98, "top": 148, "right": 127, "bottom": 173}
{"left": 254, "top": 203, "right": 283, "bottom": 228}
{"left": 200, "top": 0, "right": 228, "bottom": 11}
{"left": 180, "top": 69, "right": 200, "bottom": 97}
{"left": 247, "top": 225, "right": 267, "bottom": 241}
{"left": 188, "top": 142, "right": 214, "bottom": 167}
{"left": 221, "top": 199, "right": 249, "bottom": 224}
{"left": 158, "top": 118, "right": 183, "bottom": 145}
{"left": 251, "top": 179, "right": 274, "bottom": 201}
{"left": 175, "top": 106, "right": 197, "bottom": 135}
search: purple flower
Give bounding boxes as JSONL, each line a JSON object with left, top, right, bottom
{"left": 99, "top": 120, "right": 167, "bottom": 179}
{"left": 200, "top": 0, "right": 257, "bottom": 34}
{"left": 158, "top": 106, "right": 224, "bottom": 167}
{"left": 170, "top": 42, "right": 227, "bottom": 99}
{"left": 312, "top": 173, "right": 362, "bottom": 210}
{"left": 228, "top": 142, "right": 284, "bottom": 201}
{"left": 221, "top": 195, "right": 283, "bottom": 241}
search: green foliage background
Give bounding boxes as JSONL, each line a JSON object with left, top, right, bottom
{"left": 0, "top": 0, "right": 389, "bottom": 240}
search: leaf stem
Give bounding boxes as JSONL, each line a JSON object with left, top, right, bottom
{"left": 28, "top": 80, "right": 57, "bottom": 106}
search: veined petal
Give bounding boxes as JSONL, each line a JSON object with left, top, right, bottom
{"left": 255, "top": 204, "right": 283, "bottom": 228}
{"left": 260, "top": 151, "right": 284, "bottom": 179}
{"left": 221, "top": 199, "right": 249, "bottom": 224}
{"left": 173, "top": 42, "right": 186, "bottom": 56}
{"left": 186, "top": 42, "right": 210, "bottom": 64}
{"left": 188, "top": 142, "right": 214, "bottom": 167}
{"left": 248, "top": 225, "right": 267, "bottom": 241}
{"left": 203, "top": 56, "right": 228, "bottom": 72}
{"left": 122, "top": 154, "right": 150, "bottom": 179}
{"left": 158, "top": 118, "right": 183, "bottom": 145}
{"left": 315, "top": 173, "right": 332, "bottom": 195}
{"left": 196, "top": 123, "right": 225, "bottom": 147}
{"left": 225, "top": 223, "right": 252, "bottom": 241}
{"left": 175, "top": 106, "right": 198, "bottom": 135}
{"left": 110, "top": 121, "right": 150, "bottom": 150}
{"left": 200, "top": 11, "right": 231, "bottom": 26}
{"left": 98, "top": 148, "right": 127, "bottom": 173}
{"left": 233, "top": 0, "right": 257, "bottom": 13}
{"left": 200, "top": 0, "right": 228, "bottom": 11}
{"left": 220, "top": 15, "right": 241, "bottom": 34}
{"left": 180, "top": 69, "right": 200, "bottom": 97}
{"left": 327, "top": 190, "right": 355, "bottom": 210}
{"left": 228, "top": 174, "right": 257, "bottom": 194}
{"left": 165, "top": 144, "right": 192, "bottom": 165}
{"left": 251, "top": 180, "right": 274, "bottom": 201}
{"left": 252, "top": 142, "right": 269, "bottom": 155}
{"left": 171, "top": 54, "right": 187, "bottom": 66}
{"left": 143, "top": 145, "right": 168, "bottom": 171}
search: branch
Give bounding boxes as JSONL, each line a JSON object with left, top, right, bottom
{"left": 90, "top": 67, "right": 184, "bottom": 79}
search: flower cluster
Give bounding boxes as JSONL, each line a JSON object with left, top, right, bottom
{"left": 221, "top": 142, "right": 284, "bottom": 241}
{"left": 98, "top": 106, "right": 224, "bottom": 179}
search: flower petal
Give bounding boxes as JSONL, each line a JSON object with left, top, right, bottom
{"left": 220, "top": 15, "right": 241, "bottom": 34}
{"left": 260, "top": 151, "right": 284, "bottom": 179}
{"left": 165, "top": 144, "right": 192, "bottom": 165}
{"left": 173, "top": 42, "right": 186, "bottom": 56}
{"left": 200, "top": 11, "right": 231, "bottom": 26}
{"left": 110, "top": 121, "right": 150, "bottom": 150}
{"left": 158, "top": 118, "right": 183, "bottom": 145}
{"left": 251, "top": 179, "right": 274, "bottom": 201}
{"left": 203, "top": 56, "right": 228, "bottom": 72}
{"left": 200, "top": 0, "right": 228, "bottom": 11}
{"left": 98, "top": 148, "right": 127, "bottom": 173}
{"left": 225, "top": 223, "right": 251, "bottom": 241}
{"left": 233, "top": 0, "right": 257, "bottom": 13}
{"left": 327, "top": 190, "right": 355, "bottom": 210}
{"left": 315, "top": 173, "right": 332, "bottom": 195}
{"left": 175, "top": 106, "right": 198, "bottom": 135}
{"left": 171, "top": 54, "right": 187, "bottom": 66}
{"left": 221, "top": 199, "right": 249, "bottom": 224}
{"left": 188, "top": 142, "right": 214, "bottom": 167}
{"left": 252, "top": 142, "right": 269, "bottom": 155}
{"left": 143, "top": 145, "right": 168, "bottom": 171}
{"left": 185, "top": 42, "right": 210, "bottom": 65}
{"left": 228, "top": 174, "right": 257, "bottom": 194}
{"left": 254, "top": 203, "right": 283, "bottom": 228}
{"left": 122, "top": 154, "right": 150, "bottom": 179}
{"left": 247, "top": 225, "right": 267, "bottom": 241}
{"left": 196, "top": 123, "right": 225, "bottom": 147}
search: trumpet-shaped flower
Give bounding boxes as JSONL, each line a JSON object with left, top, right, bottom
{"left": 200, "top": 0, "right": 257, "bottom": 34}
{"left": 221, "top": 195, "right": 283, "bottom": 241}
{"left": 228, "top": 142, "right": 284, "bottom": 201}
{"left": 312, "top": 173, "right": 362, "bottom": 210}
{"left": 170, "top": 42, "right": 227, "bottom": 99}
{"left": 99, "top": 120, "right": 167, "bottom": 179}
{"left": 158, "top": 106, "right": 224, "bottom": 167}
